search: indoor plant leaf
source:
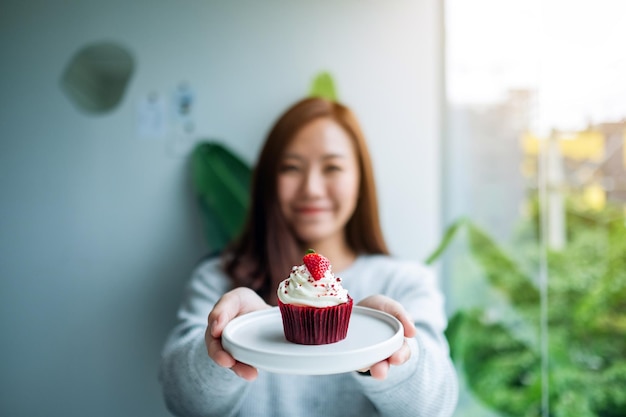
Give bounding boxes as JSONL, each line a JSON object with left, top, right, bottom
{"left": 191, "top": 141, "right": 252, "bottom": 252}
{"left": 309, "top": 71, "right": 338, "bottom": 102}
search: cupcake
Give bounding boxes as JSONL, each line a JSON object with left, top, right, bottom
{"left": 277, "top": 249, "right": 353, "bottom": 345}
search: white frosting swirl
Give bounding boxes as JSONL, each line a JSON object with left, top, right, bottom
{"left": 277, "top": 264, "right": 349, "bottom": 307}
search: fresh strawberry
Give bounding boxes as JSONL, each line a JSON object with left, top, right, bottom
{"left": 303, "top": 249, "right": 330, "bottom": 281}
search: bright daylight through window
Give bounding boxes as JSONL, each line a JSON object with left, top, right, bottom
{"left": 443, "top": 1, "right": 626, "bottom": 416}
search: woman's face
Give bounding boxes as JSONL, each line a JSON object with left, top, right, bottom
{"left": 277, "top": 117, "right": 361, "bottom": 248}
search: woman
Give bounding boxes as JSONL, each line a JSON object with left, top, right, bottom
{"left": 159, "top": 97, "right": 458, "bottom": 417}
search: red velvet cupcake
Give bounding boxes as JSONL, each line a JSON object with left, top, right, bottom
{"left": 277, "top": 250, "right": 353, "bottom": 345}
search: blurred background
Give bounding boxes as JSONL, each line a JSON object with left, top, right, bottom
{"left": 1, "top": 1, "right": 624, "bottom": 416}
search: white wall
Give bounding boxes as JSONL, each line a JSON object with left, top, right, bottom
{"left": 0, "top": 1, "right": 442, "bottom": 416}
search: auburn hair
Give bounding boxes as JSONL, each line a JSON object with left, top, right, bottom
{"left": 222, "top": 97, "right": 389, "bottom": 302}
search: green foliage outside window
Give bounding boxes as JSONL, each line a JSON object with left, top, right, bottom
{"left": 436, "top": 200, "right": 626, "bottom": 417}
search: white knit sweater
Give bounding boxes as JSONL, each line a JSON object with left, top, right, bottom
{"left": 159, "top": 254, "right": 458, "bottom": 417}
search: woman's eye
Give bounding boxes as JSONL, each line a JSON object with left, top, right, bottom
{"left": 324, "top": 165, "right": 342, "bottom": 173}
{"left": 279, "top": 164, "right": 300, "bottom": 173}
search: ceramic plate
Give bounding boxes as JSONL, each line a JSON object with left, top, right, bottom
{"left": 222, "top": 306, "right": 404, "bottom": 375}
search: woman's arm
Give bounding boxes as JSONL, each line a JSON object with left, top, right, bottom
{"left": 350, "top": 261, "right": 459, "bottom": 417}
{"left": 159, "top": 259, "right": 263, "bottom": 417}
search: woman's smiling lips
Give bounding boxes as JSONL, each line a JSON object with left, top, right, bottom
{"left": 294, "top": 206, "right": 330, "bottom": 215}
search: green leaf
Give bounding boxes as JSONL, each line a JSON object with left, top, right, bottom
{"left": 309, "top": 71, "right": 338, "bottom": 102}
{"left": 455, "top": 310, "right": 541, "bottom": 416}
{"left": 466, "top": 222, "right": 539, "bottom": 309}
{"left": 425, "top": 218, "right": 537, "bottom": 308}
{"left": 191, "top": 141, "right": 252, "bottom": 252}
{"left": 196, "top": 198, "right": 233, "bottom": 254}
{"left": 425, "top": 217, "right": 468, "bottom": 265}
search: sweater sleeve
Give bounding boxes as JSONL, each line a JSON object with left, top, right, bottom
{"left": 159, "top": 259, "right": 251, "bottom": 417}
{"left": 350, "top": 260, "right": 459, "bottom": 417}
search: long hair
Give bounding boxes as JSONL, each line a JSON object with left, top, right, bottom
{"left": 222, "top": 97, "right": 389, "bottom": 301}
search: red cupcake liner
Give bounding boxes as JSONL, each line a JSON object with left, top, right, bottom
{"left": 278, "top": 297, "right": 353, "bottom": 345}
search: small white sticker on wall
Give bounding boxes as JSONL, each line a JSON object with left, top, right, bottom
{"left": 174, "top": 82, "right": 196, "bottom": 137}
{"left": 137, "top": 92, "right": 168, "bottom": 139}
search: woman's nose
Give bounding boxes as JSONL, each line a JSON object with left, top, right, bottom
{"left": 301, "top": 169, "right": 325, "bottom": 197}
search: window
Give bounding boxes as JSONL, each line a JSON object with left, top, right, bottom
{"left": 443, "top": 1, "right": 626, "bottom": 416}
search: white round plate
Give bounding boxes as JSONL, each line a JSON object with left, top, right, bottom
{"left": 222, "top": 306, "right": 404, "bottom": 375}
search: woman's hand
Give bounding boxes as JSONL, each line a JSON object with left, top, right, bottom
{"left": 356, "top": 295, "right": 417, "bottom": 380}
{"left": 205, "top": 287, "right": 271, "bottom": 381}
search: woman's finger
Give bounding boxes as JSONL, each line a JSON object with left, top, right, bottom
{"left": 368, "top": 360, "right": 390, "bottom": 380}
{"left": 231, "top": 362, "right": 259, "bottom": 381}
{"left": 358, "top": 295, "right": 417, "bottom": 338}
{"left": 387, "top": 340, "right": 412, "bottom": 366}
{"left": 206, "top": 333, "right": 235, "bottom": 368}
{"left": 358, "top": 339, "right": 412, "bottom": 379}
{"left": 208, "top": 288, "right": 271, "bottom": 338}
{"left": 205, "top": 288, "right": 271, "bottom": 380}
